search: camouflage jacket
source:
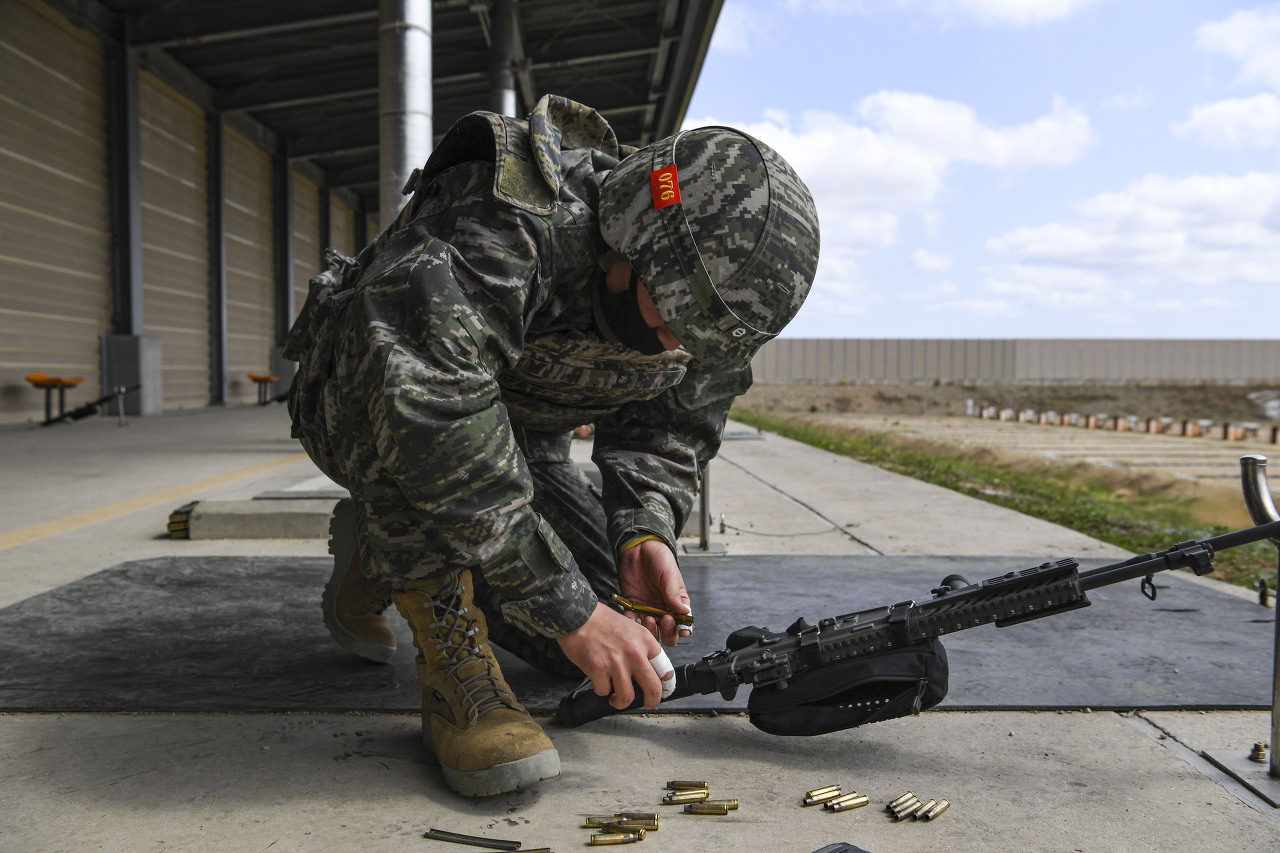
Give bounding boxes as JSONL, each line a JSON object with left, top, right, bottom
{"left": 286, "top": 96, "right": 750, "bottom": 637}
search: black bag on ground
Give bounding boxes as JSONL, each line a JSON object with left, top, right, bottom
{"left": 746, "top": 637, "right": 949, "bottom": 736}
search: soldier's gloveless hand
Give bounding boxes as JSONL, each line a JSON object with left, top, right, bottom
{"left": 555, "top": 602, "right": 670, "bottom": 709}
{"left": 618, "top": 538, "right": 691, "bottom": 646}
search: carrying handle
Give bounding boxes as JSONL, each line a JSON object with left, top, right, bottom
{"left": 1239, "top": 455, "right": 1280, "bottom": 547}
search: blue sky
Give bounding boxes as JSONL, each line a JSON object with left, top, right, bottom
{"left": 683, "top": 1, "right": 1280, "bottom": 339}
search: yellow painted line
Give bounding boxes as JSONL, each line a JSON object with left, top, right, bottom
{"left": 0, "top": 453, "right": 310, "bottom": 552}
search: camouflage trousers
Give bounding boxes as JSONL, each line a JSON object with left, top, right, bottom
{"left": 333, "top": 424, "right": 615, "bottom": 676}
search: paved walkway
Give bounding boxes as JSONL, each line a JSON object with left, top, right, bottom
{"left": 0, "top": 405, "right": 1276, "bottom": 852}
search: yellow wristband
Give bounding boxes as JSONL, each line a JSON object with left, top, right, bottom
{"left": 620, "top": 534, "right": 663, "bottom": 553}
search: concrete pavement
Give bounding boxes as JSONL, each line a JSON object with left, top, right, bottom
{"left": 0, "top": 404, "right": 1276, "bottom": 852}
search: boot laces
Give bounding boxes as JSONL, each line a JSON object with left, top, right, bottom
{"left": 423, "top": 582, "right": 518, "bottom": 725}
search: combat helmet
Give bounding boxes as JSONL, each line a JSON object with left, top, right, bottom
{"left": 597, "top": 127, "right": 820, "bottom": 368}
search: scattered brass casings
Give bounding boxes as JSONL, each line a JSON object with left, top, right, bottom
{"left": 886, "top": 792, "right": 916, "bottom": 812}
{"left": 684, "top": 803, "right": 731, "bottom": 815}
{"left": 666, "top": 780, "right": 708, "bottom": 790}
{"left": 891, "top": 796, "right": 923, "bottom": 820}
{"left": 913, "top": 799, "right": 938, "bottom": 819}
{"left": 803, "top": 788, "right": 843, "bottom": 806}
{"left": 590, "top": 830, "right": 645, "bottom": 845}
{"left": 920, "top": 799, "right": 951, "bottom": 821}
{"left": 662, "top": 788, "right": 709, "bottom": 804}
{"left": 703, "top": 799, "right": 739, "bottom": 810}
{"left": 824, "top": 793, "right": 869, "bottom": 812}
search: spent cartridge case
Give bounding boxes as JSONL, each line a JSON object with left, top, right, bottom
{"left": 913, "top": 799, "right": 938, "bottom": 819}
{"left": 827, "top": 795, "right": 870, "bottom": 812}
{"left": 894, "top": 800, "right": 923, "bottom": 820}
{"left": 422, "top": 828, "right": 521, "bottom": 850}
{"left": 921, "top": 799, "right": 951, "bottom": 821}
{"left": 803, "top": 789, "right": 843, "bottom": 807}
{"left": 805, "top": 785, "right": 841, "bottom": 799}
{"left": 823, "top": 793, "right": 868, "bottom": 810}
{"left": 615, "top": 812, "right": 658, "bottom": 823}
{"left": 611, "top": 593, "right": 695, "bottom": 626}
{"left": 666, "top": 780, "right": 709, "bottom": 790}
{"left": 683, "top": 803, "right": 731, "bottom": 815}
{"left": 662, "top": 789, "right": 709, "bottom": 804}
{"left": 590, "top": 831, "right": 644, "bottom": 845}
{"left": 703, "top": 799, "right": 739, "bottom": 810}
{"left": 886, "top": 792, "right": 916, "bottom": 811}
{"left": 584, "top": 816, "right": 657, "bottom": 830}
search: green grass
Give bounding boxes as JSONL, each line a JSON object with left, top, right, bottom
{"left": 731, "top": 408, "right": 1278, "bottom": 592}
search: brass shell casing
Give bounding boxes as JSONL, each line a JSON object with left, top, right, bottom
{"left": 886, "top": 792, "right": 916, "bottom": 811}
{"left": 803, "top": 789, "right": 843, "bottom": 806}
{"left": 823, "top": 793, "right": 869, "bottom": 811}
{"left": 590, "top": 830, "right": 644, "bottom": 845}
{"left": 921, "top": 799, "right": 951, "bottom": 821}
{"left": 662, "top": 789, "right": 709, "bottom": 804}
{"left": 805, "top": 785, "right": 841, "bottom": 799}
{"left": 666, "top": 780, "right": 709, "bottom": 790}
{"left": 913, "top": 799, "right": 938, "bottom": 819}
{"left": 683, "top": 803, "right": 731, "bottom": 815}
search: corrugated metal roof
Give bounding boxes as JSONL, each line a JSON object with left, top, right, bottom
{"left": 81, "top": 0, "right": 720, "bottom": 207}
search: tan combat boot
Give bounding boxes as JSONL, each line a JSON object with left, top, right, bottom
{"left": 393, "top": 570, "right": 561, "bottom": 796}
{"left": 322, "top": 500, "right": 396, "bottom": 663}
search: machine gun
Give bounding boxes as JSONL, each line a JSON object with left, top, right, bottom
{"left": 559, "top": 460, "right": 1280, "bottom": 737}
{"left": 42, "top": 385, "right": 140, "bottom": 426}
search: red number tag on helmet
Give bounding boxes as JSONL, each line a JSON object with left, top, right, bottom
{"left": 650, "top": 165, "right": 682, "bottom": 210}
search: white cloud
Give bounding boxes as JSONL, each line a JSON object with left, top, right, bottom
{"left": 783, "top": 0, "right": 1108, "bottom": 27}
{"left": 913, "top": 248, "right": 955, "bottom": 272}
{"left": 1196, "top": 5, "right": 1280, "bottom": 93}
{"left": 708, "top": 2, "right": 768, "bottom": 54}
{"left": 985, "top": 172, "right": 1280, "bottom": 302}
{"left": 1101, "top": 88, "right": 1151, "bottom": 111}
{"left": 686, "top": 94, "right": 1095, "bottom": 317}
{"left": 1174, "top": 93, "right": 1280, "bottom": 149}
{"left": 858, "top": 91, "right": 1096, "bottom": 170}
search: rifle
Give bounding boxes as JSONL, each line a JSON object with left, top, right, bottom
{"left": 558, "top": 465, "right": 1280, "bottom": 735}
{"left": 42, "top": 385, "right": 140, "bottom": 426}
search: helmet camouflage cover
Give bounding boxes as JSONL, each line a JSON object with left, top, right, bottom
{"left": 598, "top": 127, "right": 820, "bottom": 368}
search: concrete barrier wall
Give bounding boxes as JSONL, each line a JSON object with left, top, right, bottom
{"left": 751, "top": 339, "right": 1280, "bottom": 384}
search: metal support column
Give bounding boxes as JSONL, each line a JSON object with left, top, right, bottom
{"left": 106, "top": 39, "right": 143, "bottom": 336}
{"left": 273, "top": 148, "right": 295, "bottom": 344}
{"left": 489, "top": 0, "right": 518, "bottom": 117}
{"left": 378, "top": 0, "right": 433, "bottom": 228}
{"left": 207, "top": 112, "right": 227, "bottom": 405}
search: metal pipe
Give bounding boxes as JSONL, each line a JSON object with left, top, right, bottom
{"left": 699, "top": 464, "right": 711, "bottom": 550}
{"left": 378, "top": 0, "right": 433, "bottom": 228}
{"left": 1239, "top": 455, "right": 1280, "bottom": 780}
{"left": 489, "top": 0, "right": 518, "bottom": 116}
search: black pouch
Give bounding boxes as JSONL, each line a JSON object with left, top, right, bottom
{"left": 746, "top": 638, "right": 949, "bottom": 736}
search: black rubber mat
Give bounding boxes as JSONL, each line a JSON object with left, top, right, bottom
{"left": 0, "top": 555, "right": 1272, "bottom": 714}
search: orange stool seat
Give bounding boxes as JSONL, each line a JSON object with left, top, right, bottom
{"left": 248, "top": 372, "right": 279, "bottom": 405}
{"left": 26, "top": 373, "right": 84, "bottom": 421}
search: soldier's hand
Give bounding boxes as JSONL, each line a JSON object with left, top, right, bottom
{"left": 618, "top": 538, "right": 692, "bottom": 646}
{"left": 556, "top": 603, "right": 672, "bottom": 709}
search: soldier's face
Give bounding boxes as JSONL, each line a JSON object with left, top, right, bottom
{"left": 604, "top": 262, "right": 681, "bottom": 351}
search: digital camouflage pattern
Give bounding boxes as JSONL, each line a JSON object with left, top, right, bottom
{"left": 285, "top": 95, "right": 758, "bottom": 639}
{"left": 598, "top": 127, "right": 821, "bottom": 370}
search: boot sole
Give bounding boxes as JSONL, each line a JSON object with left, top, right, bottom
{"left": 323, "top": 500, "right": 396, "bottom": 665}
{"left": 439, "top": 747, "right": 561, "bottom": 797}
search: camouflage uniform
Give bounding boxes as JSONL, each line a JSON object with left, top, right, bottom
{"left": 285, "top": 96, "right": 750, "bottom": 640}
